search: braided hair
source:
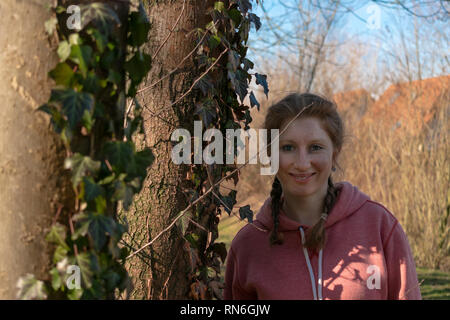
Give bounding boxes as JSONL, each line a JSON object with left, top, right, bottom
{"left": 303, "top": 176, "right": 339, "bottom": 251}
{"left": 269, "top": 175, "right": 339, "bottom": 251}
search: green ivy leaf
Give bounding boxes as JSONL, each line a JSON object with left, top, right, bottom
{"left": 239, "top": 204, "right": 253, "bottom": 223}
{"left": 46, "top": 223, "right": 70, "bottom": 251}
{"left": 195, "top": 99, "right": 217, "bottom": 128}
{"left": 82, "top": 177, "right": 103, "bottom": 202}
{"left": 125, "top": 52, "right": 151, "bottom": 96}
{"left": 255, "top": 73, "right": 269, "bottom": 97}
{"left": 50, "top": 89, "right": 94, "bottom": 131}
{"left": 220, "top": 190, "right": 237, "bottom": 215}
{"left": 69, "top": 45, "right": 93, "bottom": 77}
{"left": 214, "top": 2, "right": 225, "bottom": 12}
{"left": 64, "top": 153, "right": 101, "bottom": 188}
{"left": 228, "top": 69, "right": 248, "bottom": 101}
{"left": 16, "top": 274, "right": 48, "bottom": 300}
{"left": 89, "top": 212, "right": 114, "bottom": 250}
{"left": 248, "top": 13, "right": 261, "bottom": 31}
{"left": 176, "top": 210, "right": 192, "bottom": 236}
{"left": 208, "top": 35, "right": 221, "bottom": 50}
{"left": 76, "top": 252, "right": 99, "bottom": 289}
{"left": 57, "top": 41, "right": 71, "bottom": 62}
{"left": 195, "top": 74, "right": 214, "bottom": 96}
{"left": 227, "top": 8, "right": 242, "bottom": 28}
{"left": 50, "top": 267, "right": 62, "bottom": 291}
{"left": 249, "top": 91, "right": 260, "bottom": 111}
{"left": 49, "top": 63, "right": 74, "bottom": 87}
{"left": 80, "top": 3, "right": 120, "bottom": 36}
{"left": 131, "top": 148, "right": 155, "bottom": 178}
{"left": 236, "top": 0, "right": 252, "bottom": 14}
{"left": 103, "top": 141, "right": 134, "bottom": 174}
{"left": 242, "top": 58, "right": 254, "bottom": 72}
{"left": 53, "top": 245, "right": 69, "bottom": 263}
{"left": 128, "top": 3, "right": 150, "bottom": 47}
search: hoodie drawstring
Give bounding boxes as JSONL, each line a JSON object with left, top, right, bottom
{"left": 299, "top": 226, "right": 323, "bottom": 300}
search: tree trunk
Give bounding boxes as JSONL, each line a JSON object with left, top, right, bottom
{"left": 0, "top": 0, "right": 73, "bottom": 299}
{"left": 124, "top": 0, "right": 212, "bottom": 299}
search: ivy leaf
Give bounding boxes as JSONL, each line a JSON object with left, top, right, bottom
{"left": 103, "top": 141, "right": 134, "bottom": 174}
{"left": 87, "top": 212, "right": 115, "bottom": 250}
{"left": 45, "top": 223, "right": 70, "bottom": 251}
{"left": 64, "top": 153, "right": 101, "bottom": 188}
{"left": 76, "top": 252, "right": 99, "bottom": 289}
{"left": 80, "top": 3, "right": 120, "bottom": 36}
{"left": 131, "top": 147, "right": 155, "bottom": 178}
{"left": 50, "top": 267, "right": 63, "bottom": 291}
{"left": 53, "top": 245, "right": 69, "bottom": 263}
{"left": 242, "top": 58, "right": 254, "bottom": 72}
{"left": 227, "top": 8, "right": 242, "bottom": 28}
{"left": 249, "top": 91, "right": 260, "bottom": 111}
{"left": 239, "top": 204, "right": 253, "bottom": 223}
{"left": 69, "top": 45, "right": 93, "bottom": 77}
{"left": 49, "top": 63, "right": 74, "bottom": 87}
{"left": 50, "top": 89, "right": 94, "bottom": 131}
{"left": 16, "top": 274, "right": 48, "bottom": 300}
{"left": 236, "top": 0, "right": 252, "bottom": 14}
{"left": 248, "top": 13, "right": 261, "bottom": 31}
{"left": 176, "top": 210, "right": 192, "bottom": 236}
{"left": 228, "top": 69, "right": 248, "bottom": 102}
{"left": 208, "top": 35, "right": 221, "bottom": 50}
{"left": 128, "top": 3, "right": 150, "bottom": 47}
{"left": 214, "top": 1, "right": 225, "bottom": 12}
{"left": 82, "top": 177, "right": 103, "bottom": 202}
{"left": 37, "top": 103, "right": 66, "bottom": 134}
{"left": 195, "top": 99, "right": 217, "bottom": 128}
{"left": 220, "top": 190, "right": 237, "bottom": 215}
{"left": 125, "top": 52, "right": 151, "bottom": 96}
{"left": 87, "top": 28, "right": 107, "bottom": 53}
{"left": 228, "top": 50, "right": 240, "bottom": 72}
{"left": 244, "top": 109, "right": 252, "bottom": 130}
{"left": 57, "top": 41, "right": 71, "bottom": 62}
{"left": 255, "top": 73, "right": 269, "bottom": 97}
{"left": 195, "top": 74, "right": 214, "bottom": 96}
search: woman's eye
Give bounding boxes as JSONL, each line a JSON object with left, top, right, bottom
{"left": 281, "top": 145, "right": 293, "bottom": 151}
{"left": 311, "top": 145, "right": 322, "bottom": 151}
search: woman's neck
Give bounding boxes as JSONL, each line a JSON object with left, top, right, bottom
{"left": 281, "top": 187, "right": 327, "bottom": 227}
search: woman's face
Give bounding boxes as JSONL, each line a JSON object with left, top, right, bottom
{"left": 277, "top": 117, "right": 336, "bottom": 199}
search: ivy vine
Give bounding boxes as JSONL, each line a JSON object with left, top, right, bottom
{"left": 168, "top": 0, "right": 268, "bottom": 299}
{"left": 17, "top": 0, "right": 267, "bottom": 300}
{"left": 18, "top": 2, "right": 153, "bottom": 299}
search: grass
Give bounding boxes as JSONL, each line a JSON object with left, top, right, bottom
{"left": 417, "top": 268, "right": 450, "bottom": 300}
{"left": 218, "top": 215, "right": 450, "bottom": 300}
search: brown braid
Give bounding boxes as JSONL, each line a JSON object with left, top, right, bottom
{"left": 304, "top": 176, "right": 339, "bottom": 252}
{"left": 269, "top": 177, "right": 284, "bottom": 245}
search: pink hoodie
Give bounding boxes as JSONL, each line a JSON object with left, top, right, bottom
{"left": 224, "top": 181, "right": 422, "bottom": 300}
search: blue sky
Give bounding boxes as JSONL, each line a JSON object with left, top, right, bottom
{"left": 246, "top": 0, "right": 449, "bottom": 85}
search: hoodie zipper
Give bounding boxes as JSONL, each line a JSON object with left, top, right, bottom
{"left": 299, "top": 226, "right": 324, "bottom": 300}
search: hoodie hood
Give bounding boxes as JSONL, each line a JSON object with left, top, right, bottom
{"left": 254, "top": 181, "right": 371, "bottom": 231}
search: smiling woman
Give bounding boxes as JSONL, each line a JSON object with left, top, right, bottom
{"left": 224, "top": 93, "right": 422, "bottom": 300}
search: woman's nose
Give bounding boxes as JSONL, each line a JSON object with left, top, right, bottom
{"left": 293, "top": 148, "right": 311, "bottom": 170}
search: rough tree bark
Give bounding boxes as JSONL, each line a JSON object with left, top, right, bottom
{"left": 0, "top": 0, "right": 73, "bottom": 299}
{"left": 124, "top": 0, "right": 213, "bottom": 299}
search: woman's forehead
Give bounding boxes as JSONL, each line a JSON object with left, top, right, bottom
{"left": 279, "top": 117, "right": 331, "bottom": 141}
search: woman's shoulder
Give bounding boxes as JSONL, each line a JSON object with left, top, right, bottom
{"left": 362, "top": 199, "right": 399, "bottom": 224}
{"left": 229, "top": 220, "right": 269, "bottom": 254}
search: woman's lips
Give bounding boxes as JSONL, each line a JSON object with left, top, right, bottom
{"left": 290, "top": 172, "right": 315, "bottom": 183}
